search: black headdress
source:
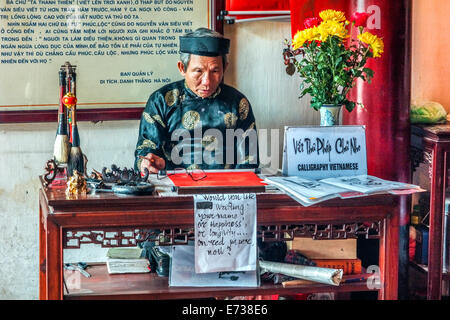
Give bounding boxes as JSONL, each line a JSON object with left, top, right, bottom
{"left": 179, "top": 36, "right": 230, "bottom": 57}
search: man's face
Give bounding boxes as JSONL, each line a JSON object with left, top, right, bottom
{"left": 178, "top": 55, "right": 226, "bottom": 98}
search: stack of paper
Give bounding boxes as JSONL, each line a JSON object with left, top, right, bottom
{"left": 169, "top": 245, "right": 259, "bottom": 287}
{"left": 264, "top": 175, "right": 423, "bottom": 206}
{"left": 320, "top": 175, "right": 421, "bottom": 194}
{"left": 106, "top": 247, "right": 150, "bottom": 274}
{"left": 106, "top": 258, "right": 150, "bottom": 274}
{"left": 264, "top": 176, "right": 347, "bottom": 206}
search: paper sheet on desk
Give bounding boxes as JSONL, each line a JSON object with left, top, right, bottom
{"left": 194, "top": 193, "right": 257, "bottom": 273}
{"left": 169, "top": 245, "right": 259, "bottom": 287}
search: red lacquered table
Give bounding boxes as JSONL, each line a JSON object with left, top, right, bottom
{"left": 39, "top": 176, "right": 400, "bottom": 300}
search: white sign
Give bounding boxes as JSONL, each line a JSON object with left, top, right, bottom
{"left": 0, "top": 0, "right": 210, "bottom": 111}
{"left": 169, "top": 245, "right": 259, "bottom": 287}
{"left": 194, "top": 193, "right": 257, "bottom": 273}
{"left": 282, "top": 126, "right": 367, "bottom": 180}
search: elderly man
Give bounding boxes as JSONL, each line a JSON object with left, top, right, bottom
{"left": 134, "top": 28, "right": 258, "bottom": 174}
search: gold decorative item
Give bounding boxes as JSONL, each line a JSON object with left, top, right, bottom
{"left": 66, "top": 170, "right": 88, "bottom": 196}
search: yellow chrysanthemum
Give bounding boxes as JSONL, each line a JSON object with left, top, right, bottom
{"left": 317, "top": 20, "right": 349, "bottom": 42}
{"left": 358, "top": 32, "right": 384, "bottom": 58}
{"left": 319, "top": 9, "right": 346, "bottom": 22}
{"left": 292, "top": 26, "right": 320, "bottom": 49}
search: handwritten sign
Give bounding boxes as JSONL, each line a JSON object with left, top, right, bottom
{"left": 282, "top": 126, "right": 367, "bottom": 180}
{"left": 194, "top": 193, "right": 257, "bottom": 273}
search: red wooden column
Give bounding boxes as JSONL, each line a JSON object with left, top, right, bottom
{"left": 343, "top": 0, "right": 412, "bottom": 299}
{"left": 39, "top": 191, "right": 47, "bottom": 300}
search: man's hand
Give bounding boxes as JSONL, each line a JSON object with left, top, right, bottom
{"left": 140, "top": 153, "right": 166, "bottom": 174}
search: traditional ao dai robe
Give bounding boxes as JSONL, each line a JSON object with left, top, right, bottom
{"left": 134, "top": 80, "right": 259, "bottom": 171}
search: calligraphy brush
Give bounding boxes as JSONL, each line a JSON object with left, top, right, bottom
{"left": 66, "top": 74, "right": 72, "bottom": 144}
{"left": 64, "top": 62, "right": 73, "bottom": 144}
{"left": 67, "top": 71, "right": 84, "bottom": 176}
{"left": 53, "top": 69, "right": 69, "bottom": 165}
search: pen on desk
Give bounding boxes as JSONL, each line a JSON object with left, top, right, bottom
{"left": 281, "top": 279, "right": 316, "bottom": 287}
{"left": 342, "top": 274, "right": 371, "bottom": 283}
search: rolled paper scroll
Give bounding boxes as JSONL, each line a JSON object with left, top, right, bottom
{"left": 259, "top": 260, "right": 343, "bottom": 286}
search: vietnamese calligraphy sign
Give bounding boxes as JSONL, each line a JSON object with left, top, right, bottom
{"left": 282, "top": 126, "right": 367, "bottom": 180}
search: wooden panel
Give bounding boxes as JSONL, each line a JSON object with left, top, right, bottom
{"left": 378, "top": 206, "right": 399, "bottom": 300}
{"left": 291, "top": 238, "right": 357, "bottom": 259}
{"left": 0, "top": 107, "right": 144, "bottom": 124}
{"left": 427, "top": 146, "right": 446, "bottom": 299}
{"left": 46, "top": 219, "right": 63, "bottom": 300}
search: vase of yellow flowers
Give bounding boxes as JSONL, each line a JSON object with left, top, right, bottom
{"left": 283, "top": 9, "right": 384, "bottom": 126}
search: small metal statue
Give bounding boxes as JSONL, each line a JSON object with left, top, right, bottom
{"left": 66, "top": 170, "right": 88, "bottom": 196}
{"left": 87, "top": 164, "right": 153, "bottom": 195}
{"left": 100, "top": 164, "right": 149, "bottom": 184}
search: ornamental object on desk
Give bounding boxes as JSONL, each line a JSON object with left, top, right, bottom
{"left": 61, "top": 92, "right": 77, "bottom": 109}
{"left": 66, "top": 170, "right": 88, "bottom": 196}
{"left": 86, "top": 165, "right": 153, "bottom": 195}
{"left": 61, "top": 61, "right": 86, "bottom": 177}
{"left": 99, "top": 164, "right": 149, "bottom": 184}
{"left": 53, "top": 70, "right": 69, "bottom": 165}
{"left": 47, "top": 62, "right": 81, "bottom": 186}
{"left": 282, "top": 9, "right": 384, "bottom": 126}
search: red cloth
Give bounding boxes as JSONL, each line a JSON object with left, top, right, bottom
{"left": 289, "top": 0, "right": 350, "bottom": 38}
{"left": 168, "top": 171, "right": 266, "bottom": 188}
{"left": 226, "top": 0, "right": 289, "bottom": 11}
{"left": 225, "top": 1, "right": 352, "bottom": 38}
{"left": 225, "top": 0, "right": 290, "bottom": 21}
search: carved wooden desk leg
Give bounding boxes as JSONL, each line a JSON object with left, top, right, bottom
{"left": 428, "top": 146, "right": 447, "bottom": 300}
{"left": 379, "top": 204, "right": 400, "bottom": 300}
{"left": 39, "top": 200, "right": 47, "bottom": 300}
{"left": 46, "top": 218, "right": 63, "bottom": 300}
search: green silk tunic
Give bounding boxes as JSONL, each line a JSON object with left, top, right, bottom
{"left": 134, "top": 80, "right": 259, "bottom": 171}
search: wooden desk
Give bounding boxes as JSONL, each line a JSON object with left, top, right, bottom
{"left": 39, "top": 177, "right": 400, "bottom": 300}
{"left": 411, "top": 123, "right": 450, "bottom": 299}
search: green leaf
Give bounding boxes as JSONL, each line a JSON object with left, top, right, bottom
{"left": 363, "top": 68, "right": 374, "bottom": 78}
{"left": 344, "top": 101, "right": 356, "bottom": 112}
{"left": 311, "top": 101, "right": 322, "bottom": 110}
